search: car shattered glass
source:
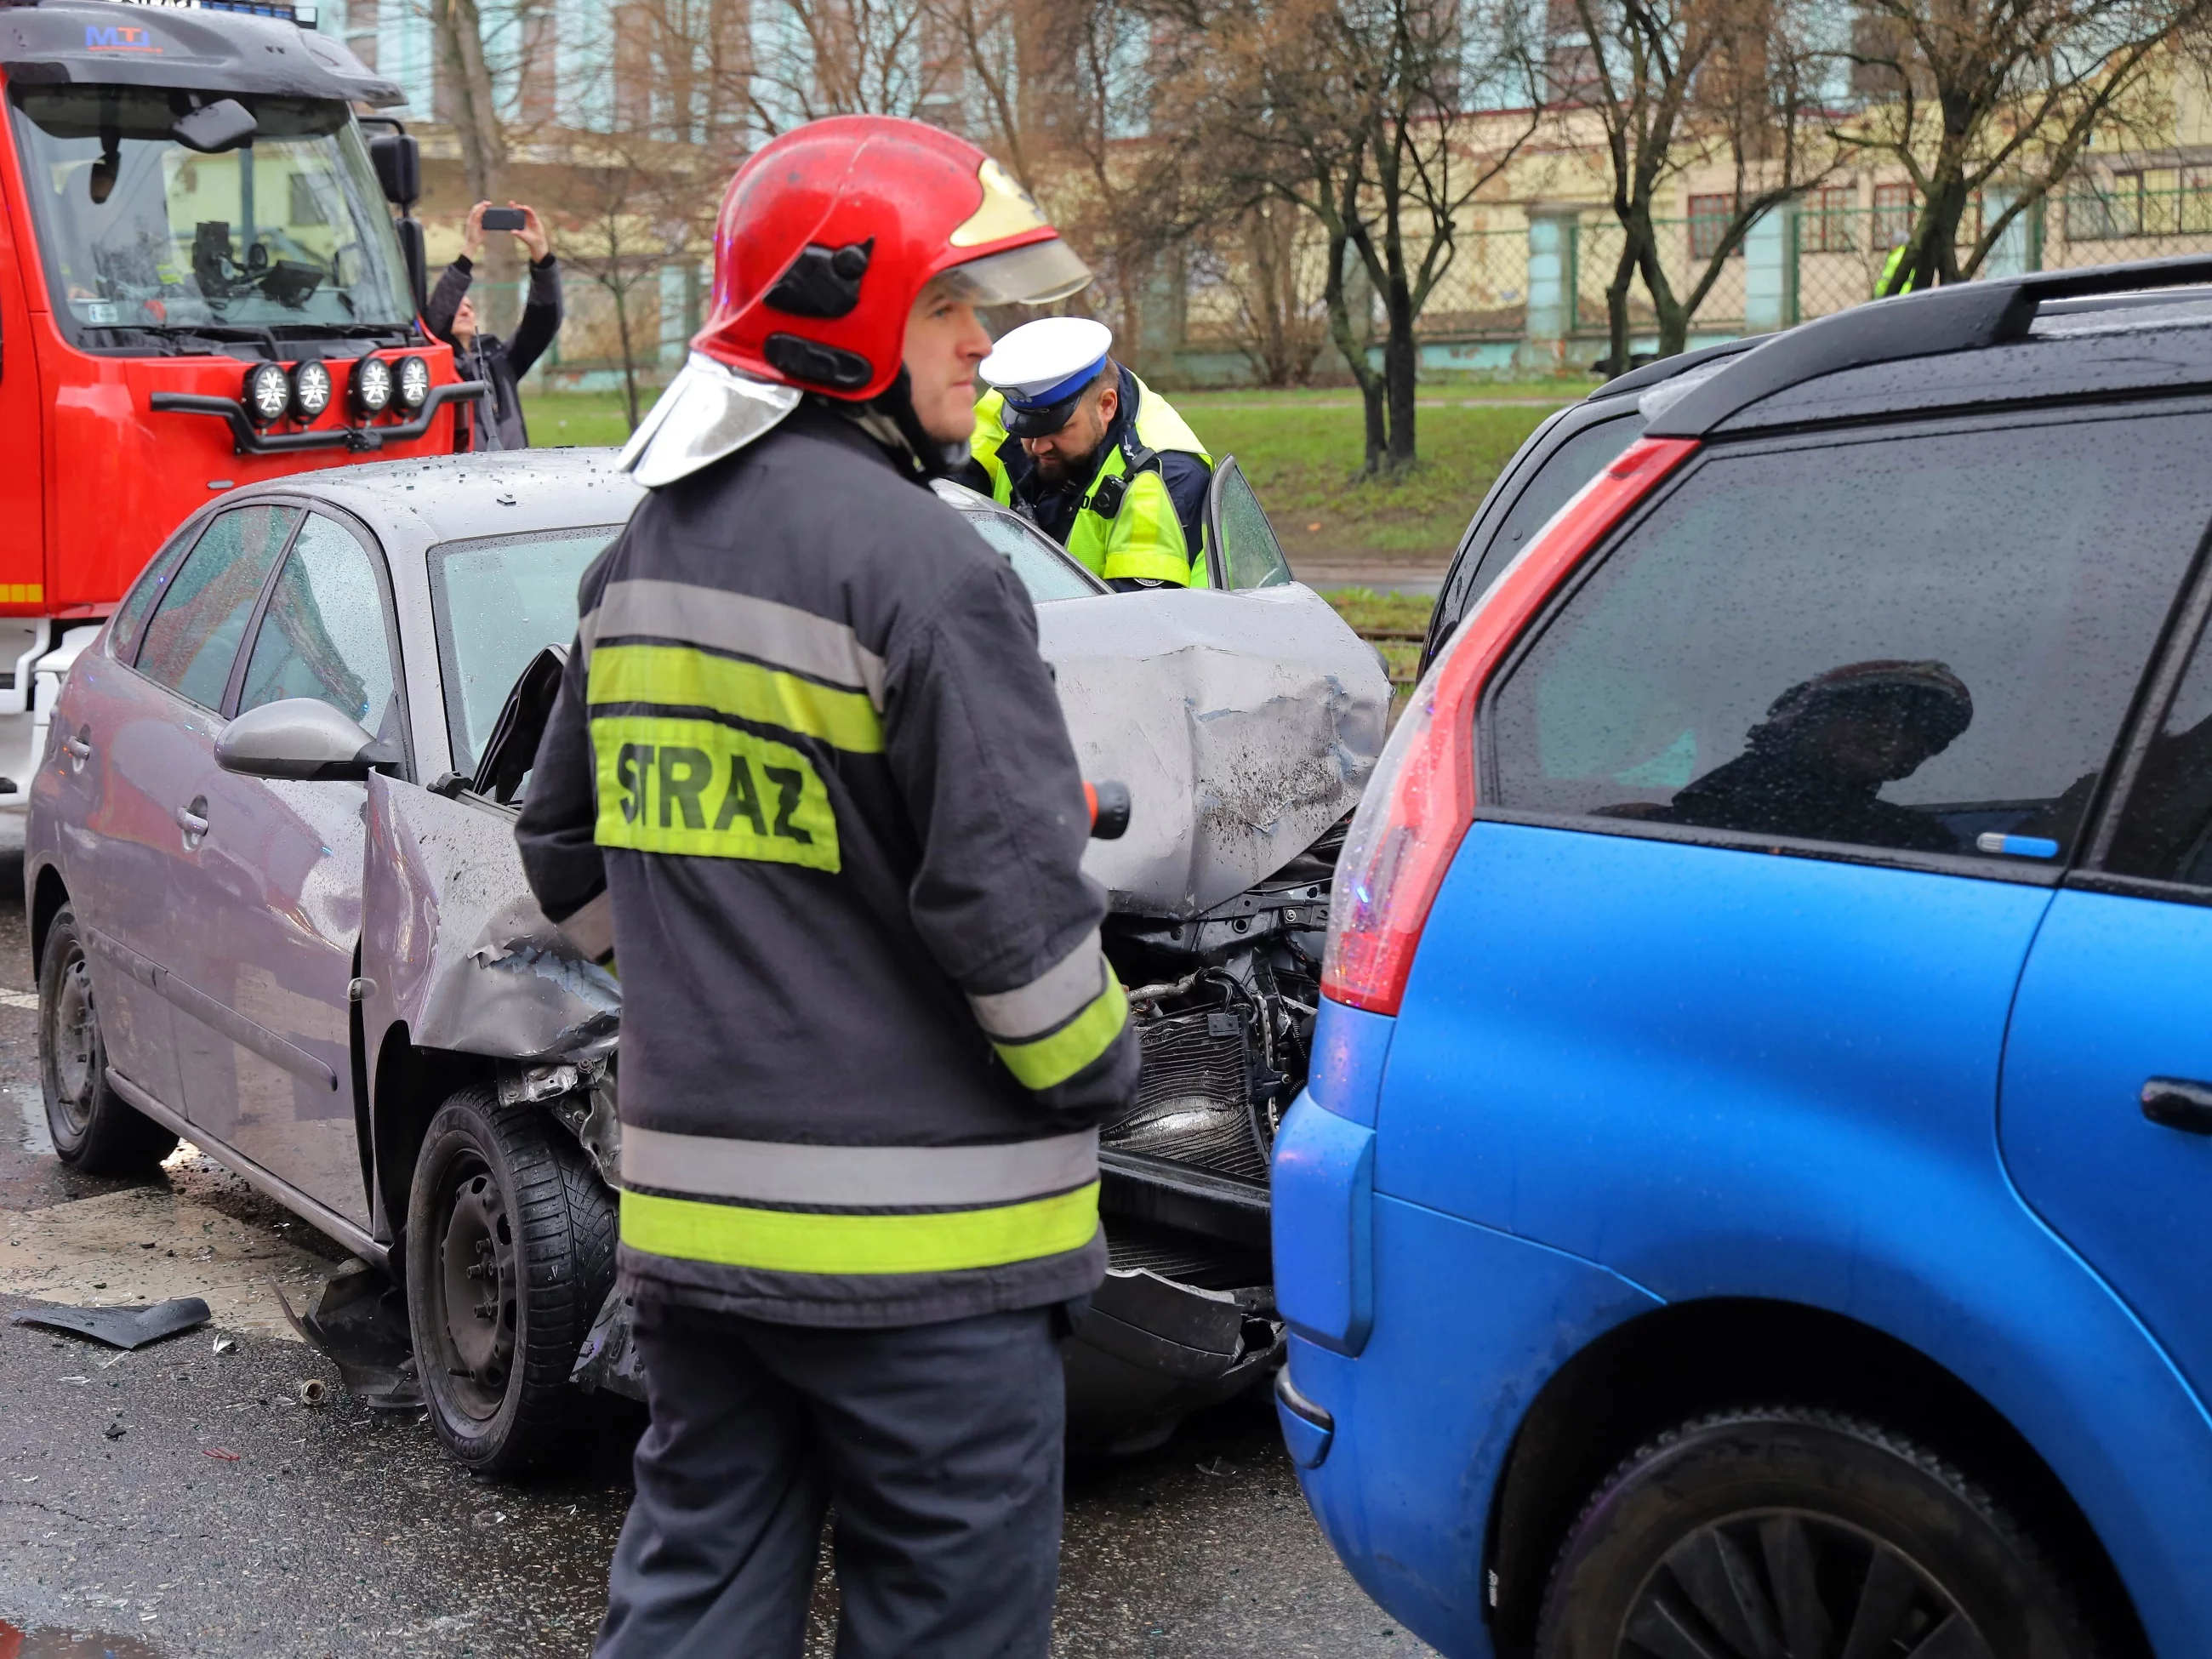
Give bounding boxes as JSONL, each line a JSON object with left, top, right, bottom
{"left": 1491, "top": 413, "right": 2212, "bottom": 859}
{"left": 8, "top": 87, "right": 413, "bottom": 344}
{"left": 430, "top": 529, "right": 621, "bottom": 775}
{"left": 136, "top": 504, "right": 299, "bottom": 710}
{"left": 239, "top": 515, "right": 398, "bottom": 735}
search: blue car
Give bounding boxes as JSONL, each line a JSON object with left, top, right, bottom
{"left": 1272, "top": 254, "right": 2212, "bottom": 1659}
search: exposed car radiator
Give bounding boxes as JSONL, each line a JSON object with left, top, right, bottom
{"left": 1106, "top": 1009, "right": 1269, "bottom": 1183}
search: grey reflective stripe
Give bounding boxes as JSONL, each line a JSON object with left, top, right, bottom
{"left": 579, "top": 579, "right": 887, "bottom": 709}
{"left": 966, "top": 929, "right": 1108, "bottom": 1041}
{"left": 556, "top": 889, "right": 614, "bottom": 961}
{"left": 621, "top": 1125, "right": 1099, "bottom": 1208}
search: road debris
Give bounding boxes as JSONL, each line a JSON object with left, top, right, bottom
{"left": 212, "top": 1335, "right": 237, "bottom": 1354}
{"left": 202, "top": 1447, "right": 242, "bottom": 1462}
{"left": 297, "top": 1377, "right": 328, "bottom": 1406}
{"left": 10, "top": 1295, "right": 211, "bottom": 1349}
{"left": 273, "top": 1264, "right": 422, "bottom": 1411}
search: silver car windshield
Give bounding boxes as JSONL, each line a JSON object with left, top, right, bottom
{"left": 8, "top": 87, "right": 414, "bottom": 345}
{"left": 956, "top": 510, "right": 1103, "bottom": 601}
{"left": 430, "top": 528, "right": 622, "bottom": 775}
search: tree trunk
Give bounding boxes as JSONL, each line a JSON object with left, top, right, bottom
{"left": 1322, "top": 229, "right": 1385, "bottom": 476}
{"left": 433, "top": 0, "right": 512, "bottom": 290}
{"left": 1605, "top": 235, "right": 1637, "bottom": 379}
{"left": 1633, "top": 206, "right": 1690, "bottom": 358}
{"left": 1382, "top": 273, "right": 1417, "bottom": 472}
{"left": 610, "top": 264, "right": 642, "bottom": 432}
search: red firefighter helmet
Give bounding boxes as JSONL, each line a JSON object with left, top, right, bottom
{"left": 695, "top": 115, "right": 1091, "bottom": 402}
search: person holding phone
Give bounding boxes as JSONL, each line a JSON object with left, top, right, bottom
{"left": 425, "top": 200, "right": 564, "bottom": 451}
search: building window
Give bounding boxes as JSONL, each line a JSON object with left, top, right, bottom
{"left": 1873, "top": 182, "right": 1915, "bottom": 251}
{"left": 1688, "top": 193, "right": 1737, "bottom": 260}
{"left": 1799, "top": 185, "right": 1855, "bottom": 254}
{"left": 2067, "top": 174, "right": 2146, "bottom": 240}
{"left": 343, "top": 0, "right": 377, "bottom": 71}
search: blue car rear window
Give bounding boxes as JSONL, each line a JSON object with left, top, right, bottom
{"left": 1490, "top": 410, "right": 2212, "bottom": 862}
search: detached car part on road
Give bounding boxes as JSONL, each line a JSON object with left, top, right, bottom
{"left": 27, "top": 449, "right": 1386, "bottom": 1470}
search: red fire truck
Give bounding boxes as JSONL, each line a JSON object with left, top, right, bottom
{"left": 0, "top": 0, "right": 475, "bottom": 790}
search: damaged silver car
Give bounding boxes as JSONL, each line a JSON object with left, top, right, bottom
{"left": 26, "top": 449, "right": 1388, "bottom": 1470}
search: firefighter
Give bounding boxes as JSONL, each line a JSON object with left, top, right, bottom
{"left": 965, "top": 316, "right": 1216, "bottom": 588}
{"left": 514, "top": 117, "right": 1141, "bottom": 1658}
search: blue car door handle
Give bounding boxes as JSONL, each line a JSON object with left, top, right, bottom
{"left": 2141, "top": 1078, "right": 2212, "bottom": 1136}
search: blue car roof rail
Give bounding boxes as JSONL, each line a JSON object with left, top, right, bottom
{"left": 1644, "top": 253, "right": 2212, "bottom": 439}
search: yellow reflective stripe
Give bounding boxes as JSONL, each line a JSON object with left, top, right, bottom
{"left": 620, "top": 1181, "right": 1101, "bottom": 1274}
{"left": 590, "top": 643, "right": 884, "bottom": 754}
{"left": 972, "top": 393, "right": 1018, "bottom": 505}
{"left": 992, "top": 975, "right": 1128, "bottom": 1090}
{"left": 591, "top": 714, "right": 841, "bottom": 871}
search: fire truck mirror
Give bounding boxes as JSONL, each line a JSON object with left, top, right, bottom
{"left": 172, "top": 100, "right": 257, "bottom": 157}
{"left": 368, "top": 134, "right": 421, "bottom": 209}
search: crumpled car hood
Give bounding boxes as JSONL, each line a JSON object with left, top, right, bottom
{"left": 1039, "top": 584, "right": 1388, "bottom": 917}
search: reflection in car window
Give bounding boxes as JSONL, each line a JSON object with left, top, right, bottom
{"left": 1491, "top": 415, "right": 2212, "bottom": 861}
{"left": 136, "top": 504, "right": 299, "bottom": 710}
{"left": 111, "top": 527, "right": 194, "bottom": 665}
{"left": 239, "top": 514, "right": 397, "bottom": 736}
{"left": 430, "top": 528, "right": 619, "bottom": 775}
{"left": 2106, "top": 620, "right": 2212, "bottom": 888}
{"left": 958, "top": 511, "right": 1102, "bottom": 601}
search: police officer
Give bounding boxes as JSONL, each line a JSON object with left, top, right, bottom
{"left": 514, "top": 117, "right": 1141, "bottom": 1659}
{"left": 966, "top": 316, "right": 1216, "bottom": 588}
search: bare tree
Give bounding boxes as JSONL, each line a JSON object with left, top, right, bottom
{"left": 1844, "top": 0, "right": 2207, "bottom": 291}
{"left": 1178, "top": 0, "right": 1543, "bottom": 472}
{"left": 1214, "top": 200, "right": 1331, "bottom": 385}
{"left": 1560, "top": 0, "right": 1838, "bottom": 365}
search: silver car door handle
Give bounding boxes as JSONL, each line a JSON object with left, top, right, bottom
{"left": 61, "top": 737, "right": 91, "bottom": 761}
{"left": 175, "top": 800, "right": 210, "bottom": 840}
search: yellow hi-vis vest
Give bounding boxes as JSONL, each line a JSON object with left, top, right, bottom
{"left": 972, "top": 375, "right": 1215, "bottom": 587}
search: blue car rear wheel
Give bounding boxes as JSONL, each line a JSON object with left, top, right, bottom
{"left": 1536, "top": 1409, "right": 2097, "bottom": 1659}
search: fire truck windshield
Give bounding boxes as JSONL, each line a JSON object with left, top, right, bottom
{"left": 8, "top": 86, "right": 414, "bottom": 348}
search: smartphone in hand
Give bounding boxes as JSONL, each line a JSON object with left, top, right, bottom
{"left": 482, "top": 207, "right": 527, "bottom": 232}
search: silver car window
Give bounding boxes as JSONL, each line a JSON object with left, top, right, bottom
{"left": 136, "top": 503, "right": 299, "bottom": 710}
{"left": 238, "top": 513, "right": 399, "bottom": 736}
{"left": 429, "top": 527, "right": 622, "bottom": 775}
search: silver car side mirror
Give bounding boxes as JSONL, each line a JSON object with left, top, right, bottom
{"left": 215, "top": 698, "right": 399, "bottom": 782}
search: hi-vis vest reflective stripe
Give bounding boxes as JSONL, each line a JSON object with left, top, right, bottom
{"left": 619, "top": 1126, "right": 1102, "bottom": 1275}
{"left": 972, "top": 375, "right": 1212, "bottom": 587}
{"left": 579, "top": 577, "right": 1122, "bottom": 1277}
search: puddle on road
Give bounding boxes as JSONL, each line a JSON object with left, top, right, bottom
{"left": 0, "top": 1620, "right": 162, "bottom": 1656}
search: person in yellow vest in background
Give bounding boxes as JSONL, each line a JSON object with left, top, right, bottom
{"left": 1880, "top": 243, "right": 1921, "bottom": 298}
{"left": 964, "top": 316, "right": 1216, "bottom": 589}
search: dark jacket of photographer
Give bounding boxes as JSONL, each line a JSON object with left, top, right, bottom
{"left": 425, "top": 253, "right": 563, "bottom": 451}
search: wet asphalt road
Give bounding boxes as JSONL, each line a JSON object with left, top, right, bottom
{"left": 0, "top": 822, "right": 1440, "bottom": 1658}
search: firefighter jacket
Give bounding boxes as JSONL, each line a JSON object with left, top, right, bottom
{"left": 967, "top": 367, "right": 1213, "bottom": 587}
{"left": 515, "top": 402, "right": 1143, "bottom": 1328}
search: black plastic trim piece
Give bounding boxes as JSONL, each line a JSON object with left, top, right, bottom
{"left": 1592, "top": 334, "right": 1765, "bottom": 400}
{"left": 150, "top": 379, "right": 485, "bottom": 454}
{"left": 1646, "top": 254, "right": 2212, "bottom": 438}
{"left": 1099, "top": 1149, "right": 1269, "bottom": 1248}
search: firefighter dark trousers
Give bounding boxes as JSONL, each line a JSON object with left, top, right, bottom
{"left": 594, "top": 1297, "right": 1068, "bottom": 1659}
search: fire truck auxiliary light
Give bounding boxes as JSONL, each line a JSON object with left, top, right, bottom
{"left": 351, "top": 356, "right": 395, "bottom": 416}
{"left": 289, "top": 361, "right": 333, "bottom": 420}
{"left": 396, "top": 356, "right": 430, "bottom": 412}
{"left": 242, "top": 362, "right": 291, "bottom": 426}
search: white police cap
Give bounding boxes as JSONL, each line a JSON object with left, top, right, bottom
{"left": 980, "top": 316, "right": 1114, "bottom": 437}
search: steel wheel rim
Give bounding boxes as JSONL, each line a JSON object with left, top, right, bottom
{"left": 431, "top": 1151, "right": 517, "bottom": 1422}
{"left": 1619, "top": 1507, "right": 1995, "bottom": 1659}
{"left": 48, "top": 949, "right": 99, "bottom": 1136}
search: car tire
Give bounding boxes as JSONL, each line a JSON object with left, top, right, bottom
{"left": 39, "top": 904, "right": 178, "bottom": 1173}
{"left": 1535, "top": 1407, "right": 2097, "bottom": 1659}
{"left": 405, "top": 1084, "right": 616, "bottom": 1475}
